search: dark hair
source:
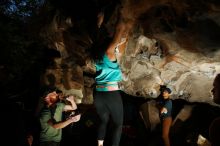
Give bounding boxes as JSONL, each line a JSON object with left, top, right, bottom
{"left": 159, "top": 85, "right": 167, "bottom": 92}
{"left": 89, "top": 36, "right": 112, "bottom": 62}
{"left": 163, "top": 87, "right": 172, "bottom": 94}
{"left": 156, "top": 85, "right": 169, "bottom": 102}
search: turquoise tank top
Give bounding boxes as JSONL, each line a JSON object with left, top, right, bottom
{"left": 95, "top": 54, "right": 122, "bottom": 84}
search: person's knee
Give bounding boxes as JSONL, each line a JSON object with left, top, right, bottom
{"left": 113, "top": 118, "right": 123, "bottom": 127}
{"left": 113, "top": 123, "right": 123, "bottom": 131}
{"left": 112, "top": 116, "right": 123, "bottom": 126}
{"left": 100, "top": 113, "right": 109, "bottom": 123}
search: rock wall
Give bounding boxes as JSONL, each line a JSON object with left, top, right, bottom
{"left": 39, "top": 0, "right": 220, "bottom": 105}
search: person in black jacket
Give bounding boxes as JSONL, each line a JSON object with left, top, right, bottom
{"left": 157, "top": 87, "right": 172, "bottom": 146}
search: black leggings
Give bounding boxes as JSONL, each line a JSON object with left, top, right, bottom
{"left": 94, "top": 90, "right": 123, "bottom": 146}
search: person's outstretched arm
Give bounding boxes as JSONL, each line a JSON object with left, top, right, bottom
{"left": 106, "top": 17, "right": 134, "bottom": 61}
{"left": 63, "top": 95, "right": 77, "bottom": 111}
{"left": 48, "top": 114, "right": 81, "bottom": 129}
{"left": 106, "top": 21, "right": 127, "bottom": 60}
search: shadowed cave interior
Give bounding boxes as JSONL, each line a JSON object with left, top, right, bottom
{"left": 1, "top": 0, "right": 220, "bottom": 146}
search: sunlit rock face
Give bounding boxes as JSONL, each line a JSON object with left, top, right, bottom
{"left": 121, "top": 33, "right": 220, "bottom": 104}
{"left": 39, "top": 0, "right": 220, "bottom": 104}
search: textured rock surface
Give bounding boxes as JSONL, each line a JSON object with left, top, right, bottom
{"left": 38, "top": 0, "right": 220, "bottom": 105}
